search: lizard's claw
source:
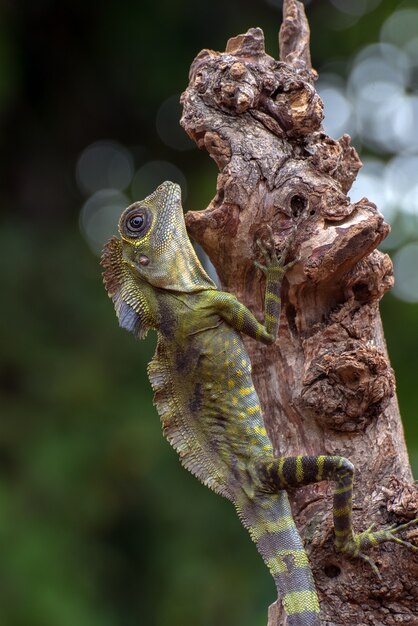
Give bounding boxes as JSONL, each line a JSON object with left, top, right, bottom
{"left": 253, "top": 259, "right": 267, "bottom": 274}
{"left": 358, "top": 553, "right": 381, "bottom": 578}
{"left": 255, "top": 226, "right": 298, "bottom": 275}
{"left": 255, "top": 239, "right": 271, "bottom": 267}
{"left": 278, "top": 225, "right": 297, "bottom": 264}
{"left": 382, "top": 518, "right": 418, "bottom": 552}
{"left": 338, "top": 517, "right": 418, "bottom": 576}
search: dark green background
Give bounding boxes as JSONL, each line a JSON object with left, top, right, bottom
{"left": 1, "top": 1, "right": 417, "bottom": 625}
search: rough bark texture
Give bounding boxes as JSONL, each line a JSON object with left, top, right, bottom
{"left": 180, "top": 1, "right": 418, "bottom": 625}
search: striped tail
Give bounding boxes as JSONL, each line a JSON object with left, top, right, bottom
{"left": 236, "top": 490, "right": 320, "bottom": 626}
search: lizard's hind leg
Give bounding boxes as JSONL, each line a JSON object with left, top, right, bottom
{"left": 252, "top": 455, "right": 418, "bottom": 573}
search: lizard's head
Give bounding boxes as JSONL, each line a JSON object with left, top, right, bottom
{"left": 103, "top": 181, "right": 215, "bottom": 293}
{"left": 118, "top": 180, "right": 182, "bottom": 267}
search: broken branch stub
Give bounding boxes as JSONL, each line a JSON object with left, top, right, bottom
{"left": 180, "top": 1, "right": 418, "bottom": 624}
{"left": 279, "top": 0, "right": 313, "bottom": 77}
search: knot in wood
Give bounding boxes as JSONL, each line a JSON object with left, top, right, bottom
{"left": 229, "top": 62, "right": 247, "bottom": 80}
{"left": 297, "top": 342, "right": 395, "bottom": 432}
{"left": 307, "top": 133, "right": 362, "bottom": 194}
{"left": 187, "top": 54, "right": 260, "bottom": 114}
{"left": 273, "top": 82, "right": 323, "bottom": 137}
{"left": 216, "top": 61, "right": 259, "bottom": 113}
{"left": 345, "top": 250, "right": 394, "bottom": 303}
{"left": 385, "top": 477, "right": 418, "bottom": 520}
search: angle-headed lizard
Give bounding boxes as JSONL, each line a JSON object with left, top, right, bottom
{"left": 101, "top": 180, "right": 417, "bottom": 626}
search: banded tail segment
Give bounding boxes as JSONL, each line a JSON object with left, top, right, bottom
{"left": 236, "top": 490, "right": 320, "bottom": 626}
{"left": 257, "top": 455, "right": 355, "bottom": 552}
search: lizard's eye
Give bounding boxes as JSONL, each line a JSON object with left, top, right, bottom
{"left": 122, "top": 208, "right": 151, "bottom": 238}
{"left": 129, "top": 215, "right": 144, "bottom": 230}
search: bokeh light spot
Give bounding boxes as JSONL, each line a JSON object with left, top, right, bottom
{"left": 330, "top": 0, "right": 382, "bottom": 18}
{"left": 131, "top": 161, "right": 187, "bottom": 201}
{"left": 381, "top": 9, "right": 418, "bottom": 50}
{"left": 385, "top": 155, "right": 418, "bottom": 214}
{"left": 76, "top": 141, "right": 134, "bottom": 195}
{"left": 393, "top": 243, "right": 418, "bottom": 303}
{"left": 350, "top": 158, "right": 395, "bottom": 221}
{"left": 346, "top": 43, "right": 416, "bottom": 154}
{"left": 349, "top": 45, "right": 410, "bottom": 94}
{"left": 317, "top": 81, "right": 354, "bottom": 139}
{"left": 80, "top": 189, "right": 129, "bottom": 256}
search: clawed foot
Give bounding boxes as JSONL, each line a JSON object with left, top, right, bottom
{"left": 380, "top": 518, "right": 418, "bottom": 552}
{"left": 254, "top": 226, "right": 299, "bottom": 276}
{"left": 338, "top": 518, "right": 418, "bottom": 577}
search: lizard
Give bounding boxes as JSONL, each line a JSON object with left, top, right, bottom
{"left": 101, "top": 180, "right": 418, "bottom": 626}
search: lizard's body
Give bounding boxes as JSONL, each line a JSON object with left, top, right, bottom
{"left": 102, "top": 181, "right": 417, "bottom": 626}
{"left": 152, "top": 291, "right": 273, "bottom": 489}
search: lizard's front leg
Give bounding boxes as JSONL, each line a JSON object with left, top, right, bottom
{"left": 254, "top": 225, "right": 298, "bottom": 340}
{"left": 211, "top": 226, "right": 298, "bottom": 343}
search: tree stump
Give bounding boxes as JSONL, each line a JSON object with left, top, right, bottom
{"left": 180, "top": 1, "right": 418, "bottom": 624}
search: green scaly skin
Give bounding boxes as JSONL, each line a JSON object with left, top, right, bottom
{"left": 101, "top": 181, "right": 418, "bottom": 626}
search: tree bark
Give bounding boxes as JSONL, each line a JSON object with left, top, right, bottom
{"left": 180, "top": 1, "right": 418, "bottom": 624}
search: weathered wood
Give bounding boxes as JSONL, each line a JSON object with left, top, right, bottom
{"left": 180, "top": 1, "right": 418, "bottom": 624}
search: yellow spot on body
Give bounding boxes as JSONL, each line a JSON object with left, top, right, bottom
{"left": 233, "top": 338, "right": 238, "bottom": 345}
{"left": 278, "top": 549, "right": 310, "bottom": 569}
{"left": 225, "top": 340, "right": 230, "bottom": 348}
{"left": 239, "top": 412, "right": 246, "bottom": 419}
{"left": 316, "top": 455, "right": 325, "bottom": 481}
{"left": 296, "top": 456, "right": 304, "bottom": 483}
{"left": 262, "top": 444, "right": 272, "bottom": 451}
{"left": 276, "top": 515, "right": 295, "bottom": 532}
{"left": 241, "top": 358, "right": 247, "bottom": 367}
{"left": 232, "top": 397, "right": 238, "bottom": 406}
{"left": 239, "top": 386, "right": 253, "bottom": 396}
{"left": 283, "top": 591, "right": 320, "bottom": 615}
{"left": 254, "top": 425, "right": 267, "bottom": 436}
{"left": 266, "top": 557, "right": 287, "bottom": 575}
{"left": 266, "top": 549, "right": 311, "bottom": 577}
{"left": 247, "top": 405, "right": 260, "bottom": 415}
{"left": 236, "top": 370, "right": 243, "bottom": 377}
{"left": 228, "top": 379, "right": 235, "bottom": 389}
{"left": 250, "top": 516, "right": 294, "bottom": 541}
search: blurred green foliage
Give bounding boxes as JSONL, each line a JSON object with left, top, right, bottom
{"left": 1, "top": 1, "right": 417, "bottom": 625}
